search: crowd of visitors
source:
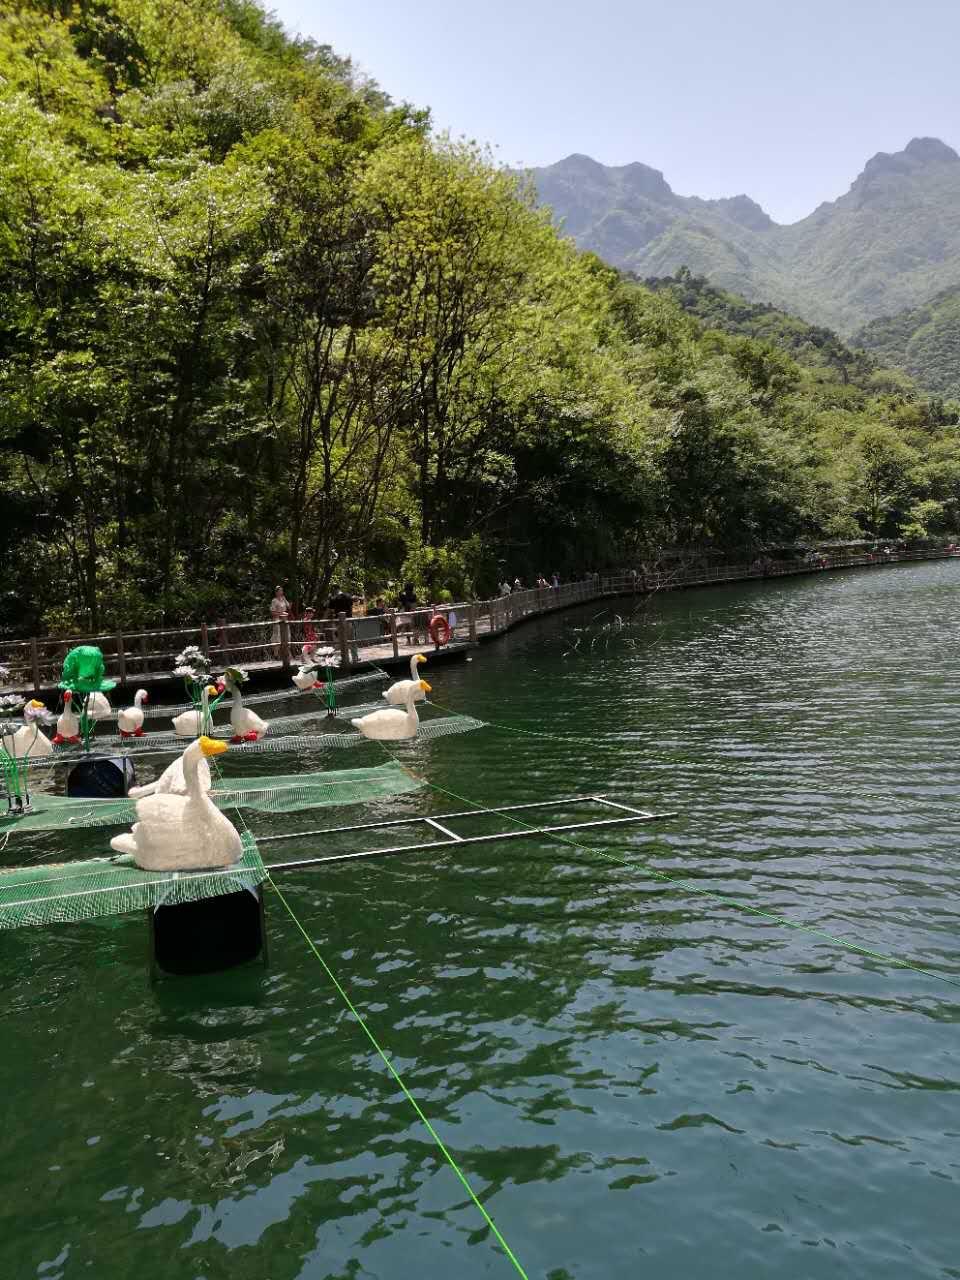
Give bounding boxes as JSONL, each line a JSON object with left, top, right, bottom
{"left": 267, "top": 570, "right": 589, "bottom": 662}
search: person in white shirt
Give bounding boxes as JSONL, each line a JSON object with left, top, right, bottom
{"left": 270, "top": 585, "right": 289, "bottom": 656}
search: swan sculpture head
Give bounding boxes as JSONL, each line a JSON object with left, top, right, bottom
{"left": 197, "top": 735, "right": 227, "bottom": 758}
{"left": 419, "top": 680, "right": 431, "bottom": 694}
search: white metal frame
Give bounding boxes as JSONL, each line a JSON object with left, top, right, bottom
{"left": 264, "top": 795, "right": 676, "bottom": 871}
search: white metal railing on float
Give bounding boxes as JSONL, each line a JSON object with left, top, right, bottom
{"left": 1, "top": 548, "right": 957, "bottom": 692}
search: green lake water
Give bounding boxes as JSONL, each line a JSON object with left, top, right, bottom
{"left": 3, "top": 561, "right": 959, "bottom": 1279}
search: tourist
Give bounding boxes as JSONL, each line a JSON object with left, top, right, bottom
{"left": 328, "top": 585, "right": 354, "bottom": 617}
{"left": 366, "top": 597, "right": 386, "bottom": 616}
{"left": 552, "top": 572, "right": 560, "bottom": 589}
{"left": 499, "top": 579, "right": 511, "bottom": 596}
{"left": 513, "top": 576, "right": 523, "bottom": 592}
{"left": 301, "top": 606, "right": 317, "bottom": 659}
{"left": 269, "top": 585, "right": 289, "bottom": 657}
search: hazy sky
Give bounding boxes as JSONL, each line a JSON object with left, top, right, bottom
{"left": 270, "top": 0, "right": 960, "bottom": 225}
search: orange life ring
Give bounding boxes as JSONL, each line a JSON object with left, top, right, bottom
{"left": 428, "top": 613, "right": 450, "bottom": 647}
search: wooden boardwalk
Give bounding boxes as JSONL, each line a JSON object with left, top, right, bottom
{"left": 3, "top": 550, "right": 957, "bottom": 698}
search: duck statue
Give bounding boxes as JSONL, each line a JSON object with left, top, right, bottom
{"left": 85, "top": 691, "right": 112, "bottom": 720}
{"left": 383, "top": 653, "right": 428, "bottom": 706}
{"left": 172, "top": 683, "right": 220, "bottom": 738}
{"left": 224, "top": 669, "right": 269, "bottom": 743}
{"left": 352, "top": 680, "right": 429, "bottom": 741}
{"left": 1, "top": 701, "right": 55, "bottom": 758}
{"left": 118, "top": 689, "right": 149, "bottom": 738}
{"left": 52, "top": 690, "right": 81, "bottom": 745}
{"left": 110, "top": 736, "right": 242, "bottom": 871}
{"left": 292, "top": 664, "right": 321, "bottom": 691}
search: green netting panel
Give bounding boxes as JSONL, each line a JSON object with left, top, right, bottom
{"left": 0, "top": 762, "right": 424, "bottom": 833}
{"left": 79, "top": 700, "right": 389, "bottom": 750}
{"left": 141, "top": 669, "right": 387, "bottom": 719}
{"left": 0, "top": 833, "right": 266, "bottom": 931}
{"left": 213, "top": 761, "right": 423, "bottom": 812}
{"left": 17, "top": 713, "right": 486, "bottom": 769}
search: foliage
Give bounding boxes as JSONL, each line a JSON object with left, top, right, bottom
{"left": 0, "top": 2, "right": 958, "bottom": 639}
{"left": 854, "top": 286, "right": 960, "bottom": 400}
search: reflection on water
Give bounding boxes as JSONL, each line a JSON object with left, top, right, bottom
{"left": 2, "top": 562, "right": 960, "bottom": 1279}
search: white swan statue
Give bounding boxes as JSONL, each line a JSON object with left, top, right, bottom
{"left": 110, "top": 736, "right": 242, "bottom": 871}
{"left": 53, "top": 691, "right": 81, "bottom": 745}
{"left": 85, "top": 691, "right": 112, "bottom": 720}
{"left": 118, "top": 689, "right": 149, "bottom": 738}
{"left": 225, "top": 670, "right": 269, "bottom": 743}
{"left": 128, "top": 749, "right": 211, "bottom": 799}
{"left": 172, "top": 684, "right": 219, "bottom": 738}
{"left": 352, "top": 680, "right": 429, "bottom": 740}
{"left": 383, "top": 653, "right": 428, "bottom": 706}
{"left": 1, "top": 701, "right": 54, "bottom": 758}
{"left": 292, "top": 664, "right": 321, "bottom": 691}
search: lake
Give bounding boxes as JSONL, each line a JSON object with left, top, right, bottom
{"left": 3, "top": 560, "right": 959, "bottom": 1279}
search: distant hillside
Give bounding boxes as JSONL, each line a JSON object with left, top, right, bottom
{"left": 644, "top": 270, "right": 878, "bottom": 386}
{"left": 530, "top": 138, "right": 960, "bottom": 335}
{"left": 854, "top": 287, "right": 960, "bottom": 400}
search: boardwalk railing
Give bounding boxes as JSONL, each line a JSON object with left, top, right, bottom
{"left": 1, "top": 547, "right": 956, "bottom": 694}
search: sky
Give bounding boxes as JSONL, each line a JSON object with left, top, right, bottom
{"left": 268, "top": 0, "right": 960, "bottom": 226}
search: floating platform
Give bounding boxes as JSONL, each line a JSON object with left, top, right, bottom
{"left": 17, "top": 713, "right": 487, "bottom": 770}
{"left": 1, "top": 761, "right": 424, "bottom": 834}
{"left": 0, "top": 833, "right": 265, "bottom": 931}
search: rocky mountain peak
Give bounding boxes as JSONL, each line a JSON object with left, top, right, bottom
{"left": 903, "top": 136, "right": 959, "bottom": 164}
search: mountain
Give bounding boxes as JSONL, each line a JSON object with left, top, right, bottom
{"left": 645, "top": 270, "right": 878, "bottom": 387}
{"left": 853, "top": 286, "right": 960, "bottom": 400}
{"left": 529, "top": 138, "right": 960, "bottom": 335}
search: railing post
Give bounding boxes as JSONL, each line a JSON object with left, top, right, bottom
{"left": 280, "top": 618, "right": 291, "bottom": 673}
{"left": 467, "top": 603, "right": 477, "bottom": 642}
{"left": 337, "top": 613, "right": 351, "bottom": 669}
{"left": 199, "top": 621, "right": 209, "bottom": 657}
{"left": 389, "top": 609, "right": 399, "bottom": 659}
{"left": 140, "top": 633, "right": 150, "bottom": 676}
{"left": 116, "top": 632, "right": 127, "bottom": 686}
{"left": 30, "top": 637, "right": 40, "bottom": 693}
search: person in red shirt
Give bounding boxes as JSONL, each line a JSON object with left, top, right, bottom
{"left": 302, "top": 606, "right": 318, "bottom": 659}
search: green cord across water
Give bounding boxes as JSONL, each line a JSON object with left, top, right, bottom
{"left": 209, "top": 753, "right": 530, "bottom": 1280}
{"left": 386, "top": 756, "right": 960, "bottom": 994}
{"left": 267, "top": 876, "right": 530, "bottom": 1280}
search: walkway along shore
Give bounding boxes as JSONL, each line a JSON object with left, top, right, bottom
{"left": 2, "top": 547, "right": 957, "bottom": 699}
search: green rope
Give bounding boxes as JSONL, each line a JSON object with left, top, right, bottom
{"left": 323, "top": 665, "right": 337, "bottom": 715}
{"left": 374, "top": 686, "right": 960, "bottom": 992}
{"left": 393, "top": 764, "right": 960, "bottom": 994}
{"left": 207, "top": 754, "right": 530, "bottom": 1280}
{"left": 268, "top": 877, "right": 530, "bottom": 1279}
{"left": 1, "top": 748, "right": 28, "bottom": 808}
{"left": 420, "top": 693, "right": 623, "bottom": 752}
{"left": 79, "top": 694, "right": 94, "bottom": 751}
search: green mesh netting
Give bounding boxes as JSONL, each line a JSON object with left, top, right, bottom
{"left": 0, "top": 833, "right": 266, "bottom": 931}
{"left": 56, "top": 700, "right": 397, "bottom": 753}
{"left": 0, "top": 762, "right": 424, "bottom": 833}
{"left": 141, "top": 669, "right": 387, "bottom": 719}
{"left": 19, "top": 714, "right": 486, "bottom": 768}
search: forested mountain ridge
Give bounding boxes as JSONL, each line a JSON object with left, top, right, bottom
{"left": 854, "top": 287, "right": 960, "bottom": 401}
{"left": 643, "top": 271, "right": 879, "bottom": 388}
{"left": 531, "top": 139, "right": 960, "bottom": 335}
{"left": 1, "top": 1, "right": 958, "bottom": 638}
